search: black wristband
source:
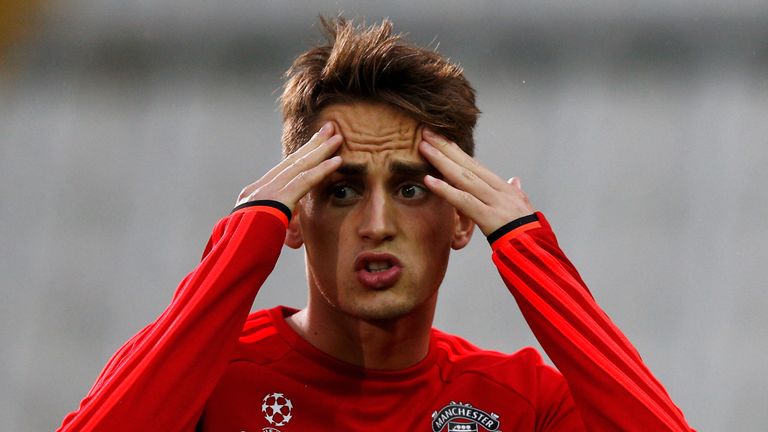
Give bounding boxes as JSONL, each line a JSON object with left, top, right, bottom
{"left": 231, "top": 200, "right": 292, "bottom": 221}
{"left": 486, "top": 213, "right": 539, "bottom": 245}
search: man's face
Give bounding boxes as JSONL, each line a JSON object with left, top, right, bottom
{"left": 290, "top": 101, "right": 473, "bottom": 322}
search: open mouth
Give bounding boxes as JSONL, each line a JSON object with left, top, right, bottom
{"left": 354, "top": 253, "right": 403, "bottom": 289}
{"left": 365, "top": 261, "right": 394, "bottom": 273}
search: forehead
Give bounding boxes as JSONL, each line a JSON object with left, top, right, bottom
{"left": 314, "top": 102, "right": 423, "bottom": 163}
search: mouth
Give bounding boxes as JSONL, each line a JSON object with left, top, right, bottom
{"left": 354, "top": 252, "right": 403, "bottom": 289}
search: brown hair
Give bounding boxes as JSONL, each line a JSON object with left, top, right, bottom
{"left": 280, "top": 16, "right": 480, "bottom": 157}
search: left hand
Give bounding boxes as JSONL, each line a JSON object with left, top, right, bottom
{"left": 418, "top": 129, "right": 535, "bottom": 236}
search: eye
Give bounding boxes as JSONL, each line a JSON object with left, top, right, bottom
{"left": 397, "top": 183, "right": 428, "bottom": 200}
{"left": 329, "top": 184, "right": 362, "bottom": 203}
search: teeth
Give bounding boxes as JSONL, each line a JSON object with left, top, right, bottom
{"left": 366, "top": 261, "right": 392, "bottom": 272}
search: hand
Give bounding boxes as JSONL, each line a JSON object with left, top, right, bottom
{"left": 235, "top": 122, "right": 343, "bottom": 212}
{"left": 418, "top": 129, "right": 535, "bottom": 236}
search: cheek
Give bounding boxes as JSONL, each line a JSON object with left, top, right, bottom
{"left": 300, "top": 195, "right": 342, "bottom": 248}
{"left": 401, "top": 202, "right": 456, "bottom": 248}
{"left": 299, "top": 201, "right": 346, "bottom": 287}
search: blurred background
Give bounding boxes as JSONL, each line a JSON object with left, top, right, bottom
{"left": 2, "top": 0, "right": 767, "bottom": 430}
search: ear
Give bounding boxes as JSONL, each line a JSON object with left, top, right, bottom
{"left": 284, "top": 210, "right": 304, "bottom": 249}
{"left": 450, "top": 209, "right": 475, "bottom": 250}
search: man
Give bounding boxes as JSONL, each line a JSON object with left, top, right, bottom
{"left": 59, "top": 17, "right": 693, "bottom": 431}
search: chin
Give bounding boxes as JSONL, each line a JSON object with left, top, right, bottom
{"left": 338, "top": 291, "right": 433, "bottom": 322}
{"left": 348, "top": 303, "right": 413, "bottom": 322}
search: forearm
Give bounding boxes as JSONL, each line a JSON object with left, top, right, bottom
{"left": 58, "top": 205, "right": 288, "bottom": 432}
{"left": 492, "top": 212, "right": 693, "bottom": 431}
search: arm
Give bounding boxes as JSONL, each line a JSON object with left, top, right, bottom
{"left": 58, "top": 205, "right": 289, "bottom": 432}
{"left": 419, "top": 129, "right": 693, "bottom": 431}
{"left": 490, "top": 212, "right": 691, "bottom": 431}
{"left": 58, "top": 123, "right": 344, "bottom": 432}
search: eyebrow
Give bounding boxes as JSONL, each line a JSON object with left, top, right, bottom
{"left": 389, "top": 161, "right": 441, "bottom": 178}
{"left": 336, "top": 163, "right": 367, "bottom": 176}
{"left": 335, "top": 161, "right": 440, "bottom": 178}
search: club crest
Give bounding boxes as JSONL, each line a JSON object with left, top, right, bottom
{"left": 431, "top": 401, "right": 500, "bottom": 432}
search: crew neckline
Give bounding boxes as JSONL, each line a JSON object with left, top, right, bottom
{"left": 268, "top": 305, "right": 440, "bottom": 382}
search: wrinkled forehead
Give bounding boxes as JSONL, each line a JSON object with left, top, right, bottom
{"left": 313, "top": 102, "right": 423, "bottom": 164}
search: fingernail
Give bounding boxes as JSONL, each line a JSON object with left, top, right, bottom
{"left": 325, "top": 134, "right": 343, "bottom": 144}
{"left": 319, "top": 122, "right": 332, "bottom": 134}
{"left": 422, "top": 128, "right": 434, "bottom": 138}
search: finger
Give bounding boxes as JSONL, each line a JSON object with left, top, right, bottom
{"left": 274, "top": 133, "right": 343, "bottom": 184}
{"left": 265, "top": 121, "right": 337, "bottom": 180}
{"left": 419, "top": 140, "right": 499, "bottom": 205}
{"left": 508, "top": 177, "right": 523, "bottom": 189}
{"left": 509, "top": 177, "right": 535, "bottom": 211}
{"left": 426, "top": 174, "right": 526, "bottom": 235}
{"left": 423, "top": 174, "right": 488, "bottom": 224}
{"left": 287, "top": 121, "right": 336, "bottom": 160}
{"left": 280, "top": 155, "right": 343, "bottom": 208}
{"left": 238, "top": 122, "right": 336, "bottom": 200}
{"left": 422, "top": 129, "right": 508, "bottom": 190}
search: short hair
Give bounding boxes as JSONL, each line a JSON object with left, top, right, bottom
{"left": 279, "top": 16, "right": 480, "bottom": 157}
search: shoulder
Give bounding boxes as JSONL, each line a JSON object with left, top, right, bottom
{"left": 432, "top": 327, "right": 546, "bottom": 369}
{"left": 233, "top": 307, "right": 292, "bottom": 363}
{"left": 240, "top": 308, "right": 279, "bottom": 340}
{"left": 431, "top": 328, "right": 569, "bottom": 402}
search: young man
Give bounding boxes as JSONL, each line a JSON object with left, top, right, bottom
{"left": 59, "top": 18, "right": 693, "bottom": 431}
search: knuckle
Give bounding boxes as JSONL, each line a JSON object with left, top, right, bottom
{"left": 461, "top": 168, "right": 478, "bottom": 182}
{"left": 292, "top": 155, "right": 307, "bottom": 168}
{"left": 303, "top": 132, "right": 321, "bottom": 147}
{"left": 283, "top": 154, "right": 298, "bottom": 166}
{"left": 467, "top": 157, "right": 481, "bottom": 169}
{"left": 303, "top": 168, "right": 321, "bottom": 184}
{"left": 238, "top": 185, "right": 256, "bottom": 200}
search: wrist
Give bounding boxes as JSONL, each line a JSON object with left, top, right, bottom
{"left": 231, "top": 200, "right": 292, "bottom": 228}
{"left": 487, "top": 213, "right": 541, "bottom": 248}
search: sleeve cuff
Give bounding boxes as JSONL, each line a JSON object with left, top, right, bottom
{"left": 487, "top": 213, "right": 542, "bottom": 248}
{"left": 231, "top": 200, "right": 292, "bottom": 228}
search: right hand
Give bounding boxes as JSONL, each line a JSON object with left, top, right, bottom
{"left": 235, "top": 122, "right": 344, "bottom": 212}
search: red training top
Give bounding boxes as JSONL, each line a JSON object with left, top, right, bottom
{"left": 58, "top": 204, "right": 694, "bottom": 431}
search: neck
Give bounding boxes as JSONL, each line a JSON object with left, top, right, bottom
{"left": 286, "top": 295, "right": 437, "bottom": 370}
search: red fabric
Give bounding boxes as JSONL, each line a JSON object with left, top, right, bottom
{"left": 58, "top": 206, "right": 287, "bottom": 432}
{"left": 492, "top": 212, "right": 692, "bottom": 431}
{"left": 200, "top": 306, "right": 582, "bottom": 431}
{"left": 58, "top": 208, "right": 693, "bottom": 431}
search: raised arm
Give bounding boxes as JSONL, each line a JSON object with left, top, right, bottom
{"left": 419, "top": 129, "right": 693, "bottom": 431}
{"left": 58, "top": 123, "right": 343, "bottom": 432}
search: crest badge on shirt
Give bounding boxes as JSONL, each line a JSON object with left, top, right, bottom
{"left": 431, "top": 401, "right": 501, "bottom": 432}
{"left": 261, "top": 392, "right": 293, "bottom": 431}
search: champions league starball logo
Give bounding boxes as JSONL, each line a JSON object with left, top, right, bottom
{"left": 261, "top": 392, "right": 293, "bottom": 427}
{"left": 431, "top": 402, "right": 500, "bottom": 432}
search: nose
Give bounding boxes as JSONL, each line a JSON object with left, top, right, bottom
{"left": 357, "top": 186, "right": 397, "bottom": 243}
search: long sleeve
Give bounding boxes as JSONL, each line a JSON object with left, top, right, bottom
{"left": 58, "top": 204, "right": 290, "bottom": 432}
{"left": 491, "top": 212, "right": 693, "bottom": 431}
